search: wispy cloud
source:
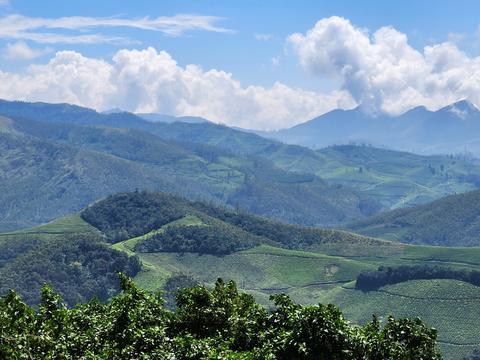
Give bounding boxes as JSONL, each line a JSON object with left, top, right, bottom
{"left": 3, "top": 41, "right": 53, "bottom": 60}
{"left": 254, "top": 33, "right": 273, "bottom": 41}
{"left": 0, "top": 14, "right": 232, "bottom": 44}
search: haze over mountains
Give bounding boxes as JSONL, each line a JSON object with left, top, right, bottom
{"left": 2, "top": 99, "right": 480, "bottom": 232}
{"left": 267, "top": 100, "right": 480, "bottom": 156}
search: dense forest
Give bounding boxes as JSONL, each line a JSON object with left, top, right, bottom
{"left": 135, "top": 220, "right": 261, "bottom": 255}
{"left": 356, "top": 265, "right": 480, "bottom": 291}
{"left": 81, "top": 192, "right": 188, "bottom": 243}
{"left": 0, "top": 275, "right": 441, "bottom": 359}
{"left": 0, "top": 235, "right": 141, "bottom": 305}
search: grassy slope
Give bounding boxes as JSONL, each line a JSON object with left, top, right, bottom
{"left": 152, "top": 123, "right": 480, "bottom": 212}
{"left": 108, "top": 213, "right": 480, "bottom": 359}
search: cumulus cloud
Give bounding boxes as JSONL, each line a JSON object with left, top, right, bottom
{"left": 0, "top": 14, "right": 231, "bottom": 44}
{"left": 288, "top": 16, "right": 480, "bottom": 115}
{"left": 0, "top": 47, "right": 354, "bottom": 129}
{"left": 3, "top": 41, "right": 52, "bottom": 60}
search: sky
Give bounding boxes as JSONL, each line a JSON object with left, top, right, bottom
{"left": 0, "top": 0, "right": 480, "bottom": 129}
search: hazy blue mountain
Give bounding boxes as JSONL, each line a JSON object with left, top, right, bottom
{"left": 268, "top": 100, "right": 480, "bottom": 155}
{"left": 101, "top": 108, "right": 127, "bottom": 114}
{"left": 137, "top": 112, "right": 211, "bottom": 124}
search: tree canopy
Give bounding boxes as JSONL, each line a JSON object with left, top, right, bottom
{"left": 0, "top": 275, "right": 441, "bottom": 359}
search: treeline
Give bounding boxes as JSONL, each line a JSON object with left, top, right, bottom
{"left": 0, "top": 235, "right": 141, "bottom": 305}
{"left": 0, "top": 276, "right": 441, "bottom": 359}
{"left": 356, "top": 265, "right": 480, "bottom": 291}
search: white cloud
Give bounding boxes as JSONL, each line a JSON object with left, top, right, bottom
{"left": 254, "top": 33, "right": 273, "bottom": 41}
{"left": 0, "top": 14, "right": 232, "bottom": 44}
{"left": 0, "top": 47, "right": 354, "bottom": 130}
{"left": 0, "top": 0, "right": 9, "bottom": 5}
{"left": 288, "top": 16, "right": 480, "bottom": 115}
{"left": 3, "top": 41, "right": 52, "bottom": 60}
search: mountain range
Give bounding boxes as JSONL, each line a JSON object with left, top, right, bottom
{"left": 266, "top": 100, "right": 480, "bottom": 156}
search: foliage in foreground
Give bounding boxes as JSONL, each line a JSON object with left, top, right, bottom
{"left": 0, "top": 276, "right": 441, "bottom": 359}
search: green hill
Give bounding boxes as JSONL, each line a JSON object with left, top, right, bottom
{"left": 4, "top": 191, "right": 480, "bottom": 358}
{"left": 349, "top": 189, "right": 480, "bottom": 246}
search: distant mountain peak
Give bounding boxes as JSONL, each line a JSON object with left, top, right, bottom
{"left": 442, "top": 99, "right": 479, "bottom": 119}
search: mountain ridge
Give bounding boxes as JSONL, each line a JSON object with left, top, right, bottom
{"left": 267, "top": 100, "right": 480, "bottom": 155}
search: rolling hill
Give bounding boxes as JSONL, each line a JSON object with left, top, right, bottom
{"left": 3, "top": 191, "right": 480, "bottom": 358}
{"left": 348, "top": 189, "right": 480, "bottom": 246}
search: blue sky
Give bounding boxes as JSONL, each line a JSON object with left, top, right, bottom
{"left": 0, "top": 0, "right": 479, "bottom": 129}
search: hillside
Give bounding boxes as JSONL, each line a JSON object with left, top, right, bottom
{"left": 0, "top": 104, "right": 375, "bottom": 231}
{"left": 348, "top": 189, "right": 480, "bottom": 246}
{"left": 3, "top": 100, "right": 480, "bottom": 230}
{"left": 312, "top": 145, "right": 480, "bottom": 209}
{"left": 4, "top": 191, "right": 480, "bottom": 358}
{"left": 321, "top": 279, "right": 480, "bottom": 360}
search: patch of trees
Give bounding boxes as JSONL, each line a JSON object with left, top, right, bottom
{"left": 0, "top": 276, "right": 441, "bottom": 359}
{"left": 0, "top": 235, "right": 141, "bottom": 305}
{"left": 81, "top": 191, "right": 188, "bottom": 243}
{"left": 356, "top": 265, "right": 480, "bottom": 291}
{"left": 0, "top": 235, "right": 43, "bottom": 268}
{"left": 135, "top": 219, "right": 261, "bottom": 255}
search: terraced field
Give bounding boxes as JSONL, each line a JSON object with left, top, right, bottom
{"left": 321, "top": 280, "right": 480, "bottom": 359}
